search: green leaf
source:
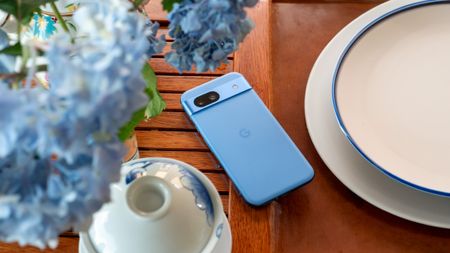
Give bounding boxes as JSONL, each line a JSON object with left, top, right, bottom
{"left": 142, "top": 63, "right": 166, "bottom": 118}
{"left": 0, "top": 42, "right": 22, "bottom": 56}
{"left": 118, "top": 108, "right": 145, "bottom": 142}
{"left": 161, "top": 0, "right": 182, "bottom": 12}
{"left": 133, "top": 0, "right": 146, "bottom": 6}
{"left": 0, "top": 0, "right": 56, "bottom": 24}
{"left": 118, "top": 64, "right": 166, "bottom": 142}
{"left": 0, "top": 1, "right": 16, "bottom": 14}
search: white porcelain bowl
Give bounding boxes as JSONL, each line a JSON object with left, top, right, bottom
{"left": 79, "top": 158, "right": 225, "bottom": 253}
{"left": 333, "top": 1, "right": 450, "bottom": 196}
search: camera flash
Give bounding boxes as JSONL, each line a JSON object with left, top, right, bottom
{"left": 232, "top": 84, "right": 239, "bottom": 89}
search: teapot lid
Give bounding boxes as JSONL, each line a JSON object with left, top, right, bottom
{"left": 83, "top": 158, "right": 224, "bottom": 253}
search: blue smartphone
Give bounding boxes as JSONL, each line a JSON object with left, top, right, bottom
{"left": 181, "top": 72, "right": 314, "bottom": 206}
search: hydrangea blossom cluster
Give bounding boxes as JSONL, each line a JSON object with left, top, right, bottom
{"left": 0, "top": 0, "right": 163, "bottom": 248}
{"left": 0, "top": 0, "right": 260, "bottom": 248}
{"left": 166, "top": 0, "right": 259, "bottom": 72}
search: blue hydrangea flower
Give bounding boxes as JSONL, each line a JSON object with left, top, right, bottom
{"left": 144, "top": 19, "right": 166, "bottom": 58}
{"left": 75, "top": 0, "right": 165, "bottom": 58}
{"left": 165, "top": 0, "right": 258, "bottom": 72}
{"left": 0, "top": 0, "right": 162, "bottom": 248}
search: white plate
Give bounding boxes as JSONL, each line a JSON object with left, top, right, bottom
{"left": 333, "top": 0, "right": 450, "bottom": 196}
{"left": 306, "top": 0, "right": 450, "bottom": 228}
{"left": 78, "top": 213, "right": 232, "bottom": 253}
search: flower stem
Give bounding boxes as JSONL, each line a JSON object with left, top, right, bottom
{"left": 16, "top": 16, "right": 21, "bottom": 43}
{"left": 50, "top": 1, "right": 71, "bottom": 35}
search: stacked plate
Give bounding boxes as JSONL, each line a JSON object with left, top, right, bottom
{"left": 306, "top": 0, "right": 450, "bottom": 228}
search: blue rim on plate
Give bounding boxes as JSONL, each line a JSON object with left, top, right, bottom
{"left": 332, "top": 0, "right": 450, "bottom": 197}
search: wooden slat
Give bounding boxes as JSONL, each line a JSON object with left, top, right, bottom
{"left": 154, "top": 42, "right": 172, "bottom": 57}
{"left": 156, "top": 28, "right": 173, "bottom": 41}
{"left": 160, "top": 93, "right": 182, "bottom": 111}
{"left": 140, "top": 150, "right": 223, "bottom": 171}
{"left": 0, "top": 237, "right": 79, "bottom": 253}
{"left": 230, "top": 1, "right": 274, "bottom": 253}
{"left": 221, "top": 194, "right": 230, "bottom": 215}
{"left": 138, "top": 111, "right": 194, "bottom": 130}
{"left": 60, "top": 231, "right": 78, "bottom": 237}
{"left": 144, "top": 0, "right": 168, "bottom": 23}
{"left": 153, "top": 42, "right": 234, "bottom": 59}
{"left": 157, "top": 75, "right": 215, "bottom": 93}
{"left": 136, "top": 130, "right": 208, "bottom": 151}
{"left": 234, "top": 6, "right": 272, "bottom": 107}
{"left": 149, "top": 58, "right": 233, "bottom": 75}
{"left": 205, "top": 173, "right": 229, "bottom": 193}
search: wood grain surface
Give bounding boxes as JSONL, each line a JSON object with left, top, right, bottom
{"left": 159, "top": 93, "right": 183, "bottom": 110}
{"left": 152, "top": 42, "right": 234, "bottom": 59}
{"left": 138, "top": 111, "right": 195, "bottom": 130}
{"left": 143, "top": 0, "right": 167, "bottom": 24}
{"left": 136, "top": 130, "right": 208, "bottom": 150}
{"left": 0, "top": 238, "right": 79, "bottom": 253}
{"left": 271, "top": 2, "right": 450, "bottom": 253}
{"left": 233, "top": 0, "right": 272, "bottom": 107}
{"left": 139, "top": 150, "right": 222, "bottom": 172}
{"left": 156, "top": 28, "right": 172, "bottom": 41}
{"left": 149, "top": 58, "right": 233, "bottom": 75}
{"left": 156, "top": 75, "right": 216, "bottom": 92}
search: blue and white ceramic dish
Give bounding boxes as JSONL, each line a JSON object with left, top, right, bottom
{"left": 332, "top": 0, "right": 450, "bottom": 197}
{"left": 79, "top": 158, "right": 230, "bottom": 253}
{"left": 306, "top": 0, "right": 450, "bottom": 229}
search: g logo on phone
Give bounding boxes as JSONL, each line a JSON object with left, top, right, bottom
{"left": 239, "top": 128, "right": 251, "bottom": 138}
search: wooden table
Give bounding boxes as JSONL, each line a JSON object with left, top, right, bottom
{"left": 271, "top": 1, "right": 450, "bottom": 252}
{"left": 1, "top": 1, "right": 449, "bottom": 252}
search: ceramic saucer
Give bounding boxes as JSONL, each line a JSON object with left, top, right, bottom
{"left": 305, "top": 0, "right": 450, "bottom": 228}
{"left": 333, "top": 0, "right": 450, "bottom": 196}
{"left": 78, "top": 213, "right": 232, "bottom": 253}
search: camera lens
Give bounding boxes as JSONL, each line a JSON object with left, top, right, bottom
{"left": 208, "top": 93, "right": 218, "bottom": 101}
{"left": 194, "top": 91, "right": 220, "bottom": 107}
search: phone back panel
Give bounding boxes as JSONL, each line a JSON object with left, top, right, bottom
{"left": 181, "top": 73, "right": 314, "bottom": 205}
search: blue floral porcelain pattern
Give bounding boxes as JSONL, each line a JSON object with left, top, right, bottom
{"left": 125, "top": 168, "right": 148, "bottom": 185}
{"left": 123, "top": 160, "right": 215, "bottom": 226}
{"left": 215, "top": 223, "right": 224, "bottom": 238}
{"left": 179, "top": 168, "right": 214, "bottom": 226}
{"left": 124, "top": 160, "right": 153, "bottom": 184}
{"left": 127, "top": 160, "right": 153, "bottom": 170}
